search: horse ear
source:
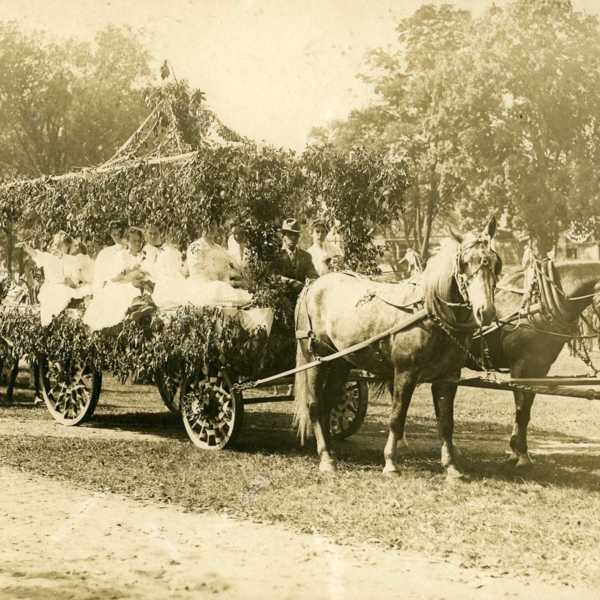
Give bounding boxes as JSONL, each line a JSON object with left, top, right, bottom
{"left": 486, "top": 215, "right": 497, "bottom": 239}
{"left": 448, "top": 226, "right": 463, "bottom": 244}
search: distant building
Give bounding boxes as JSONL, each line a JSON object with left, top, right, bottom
{"left": 555, "top": 232, "right": 600, "bottom": 261}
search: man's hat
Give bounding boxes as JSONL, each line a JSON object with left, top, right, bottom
{"left": 281, "top": 218, "right": 301, "bottom": 234}
{"left": 311, "top": 218, "right": 327, "bottom": 230}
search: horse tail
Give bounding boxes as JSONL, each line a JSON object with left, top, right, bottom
{"left": 293, "top": 287, "right": 313, "bottom": 445}
{"left": 292, "top": 339, "right": 312, "bottom": 445}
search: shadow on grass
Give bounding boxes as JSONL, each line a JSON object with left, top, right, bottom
{"left": 234, "top": 409, "right": 600, "bottom": 492}
{"left": 83, "top": 411, "right": 186, "bottom": 440}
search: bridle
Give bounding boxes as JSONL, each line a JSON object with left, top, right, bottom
{"left": 452, "top": 236, "right": 502, "bottom": 308}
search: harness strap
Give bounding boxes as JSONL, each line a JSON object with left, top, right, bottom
{"left": 236, "top": 308, "right": 429, "bottom": 390}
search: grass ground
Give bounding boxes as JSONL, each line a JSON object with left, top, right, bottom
{"left": 1, "top": 349, "right": 599, "bottom": 589}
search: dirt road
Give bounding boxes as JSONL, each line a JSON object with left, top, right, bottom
{"left": 1, "top": 466, "right": 596, "bottom": 600}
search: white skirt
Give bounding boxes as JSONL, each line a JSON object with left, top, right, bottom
{"left": 83, "top": 282, "right": 139, "bottom": 331}
{"left": 152, "top": 275, "right": 188, "bottom": 311}
{"left": 185, "top": 278, "right": 252, "bottom": 308}
{"left": 38, "top": 282, "right": 91, "bottom": 327}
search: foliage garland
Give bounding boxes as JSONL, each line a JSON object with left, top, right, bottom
{"left": 0, "top": 305, "right": 271, "bottom": 383}
{"left": 0, "top": 139, "right": 409, "bottom": 379}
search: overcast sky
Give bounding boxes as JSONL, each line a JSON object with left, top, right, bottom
{"left": 1, "top": 0, "right": 598, "bottom": 150}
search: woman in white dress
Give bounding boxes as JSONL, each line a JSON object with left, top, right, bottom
{"left": 92, "top": 219, "right": 128, "bottom": 295}
{"left": 20, "top": 232, "right": 90, "bottom": 326}
{"left": 83, "top": 227, "right": 150, "bottom": 331}
{"left": 307, "top": 220, "right": 343, "bottom": 276}
{"left": 147, "top": 228, "right": 187, "bottom": 310}
{"left": 63, "top": 240, "right": 95, "bottom": 296}
{"left": 184, "top": 225, "right": 252, "bottom": 308}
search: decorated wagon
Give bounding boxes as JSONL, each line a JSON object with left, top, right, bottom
{"left": 0, "top": 297, "right": 369, "bottom": 450}
{"left": 0, "top": 91, "right": 410, "bottom": 451}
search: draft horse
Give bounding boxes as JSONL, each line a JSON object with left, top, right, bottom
{"left": 294, "top": 219, "right": 501, "bottom": 477}
{"left": 469, "top": 260, "right": 600, "bottom": 467}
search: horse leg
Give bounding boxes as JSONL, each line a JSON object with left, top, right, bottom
{"left": 386, "top": 383, "right": 410, "bottom": 451}
{"left": 293, "top": 339, "right": 335, "bottom": 472}
{"left": 308, "top": 364, "right": 337, "bottom": 472}
{"left": 431, "top": 380, "right": 462, "bottom": 479}
{"left": 508, "top": 359, "right": 549, "bottom": 468}
{"left": 508, "top": 388, "right": 535, "bottom": 468}
{"left": 383, "top": 371, "right": 416, "bottom": 475}
{"left": 323, "top": 359, "right": 351, "bottom": 432}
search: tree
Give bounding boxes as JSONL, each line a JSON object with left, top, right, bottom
{"left": 317, "top": 0, "right": 600, "bottom": 255}
{"left": 0, "top": 23, "right": 153, "bottom": 177}
{"left": 310, "top": 4, "right": 472, "bottom": 261}
{"left": 442, "top": 0, "right": 600, "bottom": 253}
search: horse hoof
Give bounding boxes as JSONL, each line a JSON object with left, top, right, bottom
{"left": 445, "top": 465, "right": 465, "bottom": 481}
{"left": 382, "top": 465, "right": 400, "bottom": 477}
{"left": 505, "top": 452, "right": 519, "bottom": 465}
{"left": 515, "top": 454, "right": 534, "bottom": 469}
{"left": 319, "top": 459, "right": 337, "bottom": 474}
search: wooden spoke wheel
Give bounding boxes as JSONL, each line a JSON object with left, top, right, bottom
{"left": 155, "top": 366, "right": 183, "bottom": 414}
{"left": 39, "top": 358, "right": 102, "bottom": 426}
{"left": 181, "top": 371, "right": 243, "bottom": 450}
{"left": 329, "top": 379, "right": 369, "bottom": 440}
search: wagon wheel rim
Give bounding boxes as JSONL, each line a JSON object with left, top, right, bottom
{"left": 181, "top": 371, "right": 242, "bottom": 450}
{"left": 156, "top": 366, "right": 183, "bottom": 413}
{"left": 329, "top": 380, "right": 368, "bottom": 440}
{"left": 41, "top": 359, "right": 97, "bottom": 425}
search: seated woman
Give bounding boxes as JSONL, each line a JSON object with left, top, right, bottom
{"left": 147, "top": 228, "right": 187, "bottom": 310}
{"left": 183, "top": 223, "right": 252, "bottom": 308}
{"left": 63, "top": 240, "right": 95, "bottom": 296}
{"left": 20, "top": 232, "right": 90, "bottom": 326}
{"left": 92, "top": 219, "right": 128, "bottom": 295}
{"left": 83, "top": 227, "right": 151, "bottom": 331}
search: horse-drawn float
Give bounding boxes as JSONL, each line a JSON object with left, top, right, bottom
{"left": 0, "top": 299, "right": 369, "bottom": 451}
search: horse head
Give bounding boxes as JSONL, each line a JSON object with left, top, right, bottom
{"left": 448, "top": 216, "right": 502, "bottom": 327}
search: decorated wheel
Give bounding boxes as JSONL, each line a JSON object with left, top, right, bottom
{"left": 181, "top": 371, "right": 244, "bottom": 450}
{"left": 155, "top": 366, "right": 183, "bottom": 414}
{"left": 39, "top": 358, "right": 102, "bottom": 426}
{"left": 329, "top": 379, "right": 369, "bottom": 440}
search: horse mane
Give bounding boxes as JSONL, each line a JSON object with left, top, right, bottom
{"left": 422, "top": 239, "right": 458, "bottom": 317}
{"left": 423, "top": 237, "right": 478, "bottom": 331}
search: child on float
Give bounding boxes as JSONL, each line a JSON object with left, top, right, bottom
{"left": 19, "top": 232, "right": 90, "bottom": 326}
{"left": 83, "top": 227, "right": 151, "bottom": 331}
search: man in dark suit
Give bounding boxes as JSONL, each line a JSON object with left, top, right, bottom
{"left": 275, "top": 218, "right": 318, "bottom": 297}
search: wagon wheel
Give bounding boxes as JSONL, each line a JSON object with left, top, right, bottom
{"left": 155, "top": 366, "right": 183, "bottom": 414}
{"left": 39, "top": 357, "right": 102, "bottom": 426}
{"left": 181, "top": 370, "right": 244, "bottom": 450}
{"left": 329, "top": 379, "right": 369, "bottom": 440}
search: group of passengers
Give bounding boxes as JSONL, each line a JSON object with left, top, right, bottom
{"left": 17, "top": 217, "right": 342, "bottom": 331}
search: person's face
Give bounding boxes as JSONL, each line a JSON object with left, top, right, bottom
{"left": 59, "top": 241, "right": 71, "bottom": 256}
{"left": 313, "top": 226, "right": 327, "bottom": 243}
{"left": 232, "top": 226, "right": 246, "bottom": 244}
{"left": 129, "top": 232, "right": 144, "bottom": 254}
{"left": 146, "top": 224, "right": 162, "bottom": 247}
{"left": 111, "top": 226, "right": 124, "bottom": 244}
{"left": 283, "top": 231, "right": 299, "bottom": 251}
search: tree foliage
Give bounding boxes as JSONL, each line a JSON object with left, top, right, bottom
{"left": 314, "top": 0, "right": 600, "bottom": 255}
{"left": 301, "top": 143, "right": 409, "bottom": 272}
{"left": 0, "top": 23, "right": 153, "bottom": 177}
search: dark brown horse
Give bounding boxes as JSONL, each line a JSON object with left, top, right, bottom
{"left": 468, "top": 260, "right": 600, "bottom": 467}
{"left": 293, "top": 219, "right": 501, "bottom": 477}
